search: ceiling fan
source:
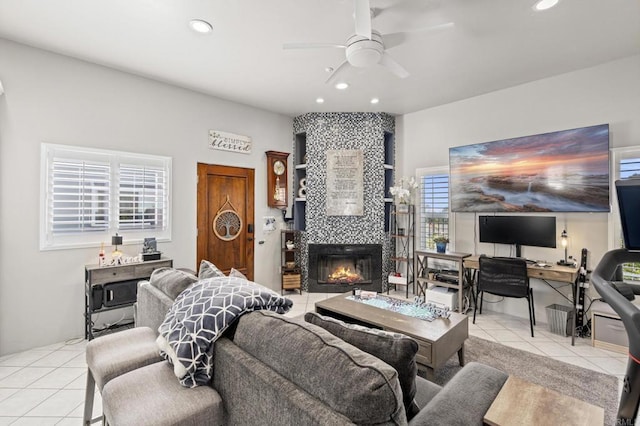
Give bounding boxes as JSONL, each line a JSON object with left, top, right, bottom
{"left": 283, "top": 0, "right": 453, "bottom": 83}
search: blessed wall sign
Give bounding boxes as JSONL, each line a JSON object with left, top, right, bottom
{"left": 208, "top": 130, "right": 252, "bottom": 154}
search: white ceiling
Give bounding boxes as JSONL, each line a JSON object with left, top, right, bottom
{"left": 0, "top": 0, "right": 638, "bottom": 117}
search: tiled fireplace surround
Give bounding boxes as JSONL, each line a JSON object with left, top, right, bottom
{"left": 293, "top": 112, "right": 394, "bottom": 292}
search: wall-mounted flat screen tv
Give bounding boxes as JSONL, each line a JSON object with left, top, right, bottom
{"left": 449, "top": 124, "right": 610, "bottom": 212}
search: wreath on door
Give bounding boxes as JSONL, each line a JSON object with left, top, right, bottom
{"left": 213, "top": 196, "right": 243, "bottom": 241}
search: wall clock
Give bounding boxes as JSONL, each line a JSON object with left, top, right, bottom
{"left": 265, "top": 150, "right": 290, "bottom": 209}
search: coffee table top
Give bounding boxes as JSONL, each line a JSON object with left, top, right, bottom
{"left": 315, "top": 292, "right": 467, "bottom": 344}
{"left": 484, "top": 376, "right": 604, "bottom": 426}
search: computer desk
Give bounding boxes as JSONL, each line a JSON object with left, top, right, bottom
{"left": 463, "top": 256, "right": 581, "bottom": 345}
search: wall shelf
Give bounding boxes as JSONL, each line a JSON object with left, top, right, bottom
{"left": 281, "top": 230, "right": 302, "bottom": 294}
{"left": 293, "top": 132, "right": 307, "bottom": 231}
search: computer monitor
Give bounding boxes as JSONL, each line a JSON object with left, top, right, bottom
{"left": 479, "top": 215, "right": 557, "bottom": 258}
{"left": 616, "top": 179, "right": 640, "bottom": 251}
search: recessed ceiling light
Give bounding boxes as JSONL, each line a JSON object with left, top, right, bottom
{"left": 189, "top": 19, "right": 213, "bottom": 34}
{"left": 316, "top": 98, "right": 325, "bottom": 104}
{"left": 533, "top": 0, "right": 559, "bottom": 11}
{"left": 370, "top": 98, "right": 380, "bottom": 104}
{"left": 335, "top": 82, "right": 349, "bottom": 90}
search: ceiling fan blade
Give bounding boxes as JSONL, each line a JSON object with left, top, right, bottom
{"left": 381, "top": 33, "right": 406, "bottom": 50}
{"left": 325, "top": 60, "right": 351, "bottom": 84}
{"left": 379, "top": 52, "right": 409, "bottom": 79}
{"left": 382, "top": 22, "right": 454, "bottom": 49}
{"left": 283, "top": 42, "right": 346, "bottom": 50}
{"left": 354, "top": 0, "right": 372, "bottom": 39}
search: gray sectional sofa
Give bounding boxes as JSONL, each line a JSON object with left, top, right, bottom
{"left": 134, "top": 276, "right": 508, "bottom": 425}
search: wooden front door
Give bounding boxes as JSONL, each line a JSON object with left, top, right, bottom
{"left": 197, "top": 163, "right": 255, "bottom": 280}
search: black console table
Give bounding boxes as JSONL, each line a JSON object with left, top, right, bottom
{"left": 84, "top": 258, "right": 172, "bottom": 339}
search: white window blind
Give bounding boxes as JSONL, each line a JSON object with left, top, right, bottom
{"left": 418, "top": 170, "right": 450, "bottom": 250}
{"left": 41, "top": 144, "right": 171, "bottom": 250}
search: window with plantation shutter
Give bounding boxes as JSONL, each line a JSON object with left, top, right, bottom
{"left": 49, "top": 159, "right": 111, "bottom": 235}
{"left": 41, "top": 144, "right": 171, "bottom": 250}
{"left": 118, "top": 164, "right": 167, "bottom": 231}
{"left": 417, "top": 167, "right": 451, "bottom": 250}
{"left": 611, "top": 147, "right": 640, "bottom": 282}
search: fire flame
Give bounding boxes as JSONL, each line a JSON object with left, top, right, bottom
{"left": 327, "top": 266, "right": 363, "bottom": 283}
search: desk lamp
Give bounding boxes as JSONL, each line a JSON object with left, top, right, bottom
{"left": 557, "top": 230, "right": 571, "bottom": 266}
{"left": 112, "top": 233, "right": 123, "bottom": 257}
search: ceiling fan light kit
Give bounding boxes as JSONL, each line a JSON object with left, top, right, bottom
{"left": 345, "top": 32, "right": 384, "bottom": 68}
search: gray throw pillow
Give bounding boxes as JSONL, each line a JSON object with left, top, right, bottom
{"left": 304, "top": 311, "right": 421, "bottom": 419}
{"left": 149, "top": 267, "right": 198, "bottom": 299}
{"left": 228, "top": 268, "right": 247, "bottom": 280}
{"left": 198, "top": 259, "right": 225, "bottom": 279}
{"left": 235, "top": 311, "right": 406, "bottom": 424}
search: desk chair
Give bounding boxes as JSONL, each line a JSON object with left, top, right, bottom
{"left": 473, "top": 256, "right": 536, "bottom": 337}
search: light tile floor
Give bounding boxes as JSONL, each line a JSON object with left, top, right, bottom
{"left": 0, "top": 290, "right": 628, "bottom": 424}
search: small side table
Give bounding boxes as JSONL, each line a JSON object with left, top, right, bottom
{"left": 484, "top": 376, "right": 604, "bottom": 426}
{"left": 414, "top": 250, "right": 471, "bottom": 313}
{"left": 85, "top": 258, "right": 173, "bottom": 340}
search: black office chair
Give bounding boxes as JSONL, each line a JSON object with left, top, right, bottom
{"left": 473, "top": 256, "right": 536, "bottom": 337}
{"left": 592, "top": 248, "right": 640, "bottom": 422}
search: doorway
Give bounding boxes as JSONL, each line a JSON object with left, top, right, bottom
{"left": 196, "top": 163, "right": 255, "bottom": 280}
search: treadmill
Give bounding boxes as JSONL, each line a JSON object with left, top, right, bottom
{"left": 591, "top": 178, "right": 640, "bottom": 422}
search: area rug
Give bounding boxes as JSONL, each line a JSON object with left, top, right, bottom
{"left": 430, "top": 336, "right": 620, "bottom": 425}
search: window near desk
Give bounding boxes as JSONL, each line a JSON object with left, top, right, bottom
{"left": 40, "top": 143, "right": 172, "bottom": 250}
{"left": 417, "top": 167, "right": 450, "bottom": 250}
{"left": 611, "top": 147, "right": 640, "bottom": 282}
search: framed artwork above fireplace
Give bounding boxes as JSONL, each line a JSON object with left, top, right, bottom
{"left": 326, "top": 149, "right": 364, "bottom": 216}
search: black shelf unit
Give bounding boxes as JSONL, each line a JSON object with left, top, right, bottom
{"left": 388, "top": 204, "right": 415, "bottom": 297}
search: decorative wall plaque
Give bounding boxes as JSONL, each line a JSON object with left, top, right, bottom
{"left": 326, "top": 149, "right": 364, "bottom": 216}
{"left": 213, "top": 196, "right": 243, "bottom": 241}
{"left": 208, "top": 130, "right": 252, "bottom": 154}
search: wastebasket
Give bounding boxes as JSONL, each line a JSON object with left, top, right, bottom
{"left": 545, "top": 304, "right": 574, "bottom": 336}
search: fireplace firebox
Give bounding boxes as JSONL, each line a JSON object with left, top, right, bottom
{"left": 308, "top": 244, "right": 382, "bottom": 293}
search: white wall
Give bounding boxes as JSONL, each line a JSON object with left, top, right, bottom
{"left": 398, "top": 55, "right": 640, "bottom": 322}
{"left": 0, "top": 39, "right": 293, "bottom": 355}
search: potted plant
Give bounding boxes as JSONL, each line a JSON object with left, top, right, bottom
{"left": 389, "top": 176, "right": 419, "bottom": 211}
{"left": 433, "top": 235, "right": 449, "bottom": 253}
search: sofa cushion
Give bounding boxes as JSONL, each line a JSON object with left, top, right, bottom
{"left": 234, "top": 311, "right": 407, "bottom": 425}
{"left": 149, "top": 267, "right": 198, "bottom": 300}
{"left": 198, "top": 259, "right": 225, "bottom": 279}
{"left": 305, "top": 312, "right": 420, "bottom": 419}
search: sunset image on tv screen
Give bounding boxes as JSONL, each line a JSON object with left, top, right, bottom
{"left": 449, "top": 124, "right": 610, "bottom": 212}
